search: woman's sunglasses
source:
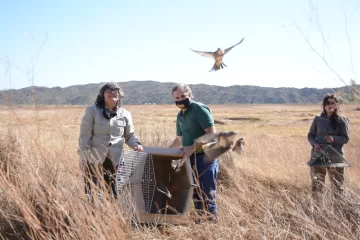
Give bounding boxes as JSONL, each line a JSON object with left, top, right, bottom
{"left": 105, "top": 88, "right": 119, "bottom": 93}
{"left": 325, "top": 100, "right": 336, "bottom": 105}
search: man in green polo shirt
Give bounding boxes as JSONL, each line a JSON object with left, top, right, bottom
{"left": 169, "top": 83, "right": 219, "bottom": 223}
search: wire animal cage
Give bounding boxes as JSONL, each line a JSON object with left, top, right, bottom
{"left": 116, "top": 146, "right": 195, "bottom": 225}
{"left": 308, "top": 144, "right": 350, "bottom": 167}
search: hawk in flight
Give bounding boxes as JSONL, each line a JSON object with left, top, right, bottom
{"left": 195, "top": 131, "right": 245, "bottom": 163}
{"left": 189, "top": 38, "right": 245, "bottom": 72}
{"left": 170, "top": 132, "right": 245, "bottom": 172}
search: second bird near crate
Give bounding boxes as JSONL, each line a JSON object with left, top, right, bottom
{"left": 195, "top": 131, "right": 245, "bottom": 162}
{"left": 115, "top": 131, "right": 245, "bottom": 225}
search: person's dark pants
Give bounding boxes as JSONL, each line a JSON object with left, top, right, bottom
{"left": 190, "top": 153, "right": 219, "bottom": 219}
{"left": 311, "top": 166, "right": 344, "bottom": 201}
{"left": 84, "top": 156, "right": 117, "bottom": 200}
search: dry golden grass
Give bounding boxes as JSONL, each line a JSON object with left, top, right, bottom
{"left": 1, "top": 103, "right": 360, "bottom": 239}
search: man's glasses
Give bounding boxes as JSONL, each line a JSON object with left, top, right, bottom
{"left": 325, "top": 100, "right": 336, "bottom": 105}
{"left": 105, "top": 88, "right": 119, "bottom": 93}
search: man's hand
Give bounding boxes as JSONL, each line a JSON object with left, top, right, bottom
{"left": 132, "top": 143, "right": 144, "bottom": 152}
{"left": 181, "top": 146, "right": 195, "bottom": 159}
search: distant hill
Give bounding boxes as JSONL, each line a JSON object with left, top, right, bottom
{"left": 0, "top": 81, "right": 358, "bottom": 105}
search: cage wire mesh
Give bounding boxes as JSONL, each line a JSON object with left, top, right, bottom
{"left": 116, "top": 150, "right": 156, "bottom": 214}
{"left": 308, "top": 144, "right": 350, "bottom": 167}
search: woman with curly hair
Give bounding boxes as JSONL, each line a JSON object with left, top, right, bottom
{"left": 78, "top": 82, "right": 143, "bottom": 199}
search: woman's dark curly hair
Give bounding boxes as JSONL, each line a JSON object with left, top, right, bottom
{"left": 95, "top": 82, "right": 124, "bottom": 109}
{"left": 322, "top": 93, "right": 341, "bottom": 130}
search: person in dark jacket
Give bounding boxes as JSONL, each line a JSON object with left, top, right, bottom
{"left": 307, "top": 94, "right": 349, "bottom": 200}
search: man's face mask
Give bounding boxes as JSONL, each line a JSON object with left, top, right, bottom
{"left": 175, "top": 98, "right": 191, "bottom": 109}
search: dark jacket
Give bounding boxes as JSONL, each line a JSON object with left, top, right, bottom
{"left": 308, "top": 112, "right": 349, "bottom": 156}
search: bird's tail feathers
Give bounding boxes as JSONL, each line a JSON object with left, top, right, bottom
{"left": 209, "top": 62, "right": 227, "bottom": 72}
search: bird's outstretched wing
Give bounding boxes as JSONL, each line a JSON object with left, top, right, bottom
{"left": 224, "top": 37, "right": 245, "bottom": 55}
{"left": 195, "top": 132, "right": 221, "bottom": 144}
{"left": 203, "top": 147, "right": 231, "bottom": 162}
{"left": 189, "top": 48, "right": 215, "bottom": 59}
{"left": 195, "top": 131, "right": 238, "bottom": 162}
{"left": 195, "top": 131, "right": 237, "bottom": 144}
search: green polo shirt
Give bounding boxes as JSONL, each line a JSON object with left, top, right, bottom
{"left": 176, "top": 101, "right": 215, "bottom": 147}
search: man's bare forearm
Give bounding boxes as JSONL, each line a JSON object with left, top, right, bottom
{"left": 169, "top": 137, "right": 181, "bottom": 148}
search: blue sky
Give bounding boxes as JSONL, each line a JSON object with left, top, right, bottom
{"left": 0, "top": 0, "right": 359, "bottom": 90}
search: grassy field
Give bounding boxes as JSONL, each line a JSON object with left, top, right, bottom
{"left": 1, "top": 103, "right": 360, "bottom": 239}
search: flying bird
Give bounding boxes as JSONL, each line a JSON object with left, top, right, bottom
{"left": 171, "top": 133, "right": 245, "bottom": 172}
{"left": 189, "top": 38, "right": 245, "bottom": 72}
{"left": 195, "top": 131, "right": 239, "bottom": 162}
{"left": 232, "top": 138, "right": 245, "bottom": 154}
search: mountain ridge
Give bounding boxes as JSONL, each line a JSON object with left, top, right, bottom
{"left": 0, "top": 80, "right": 358, "bottom": 105}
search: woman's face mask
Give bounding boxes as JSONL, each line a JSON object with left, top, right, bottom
{"left": 175, "top": 98, "right": 191, "bottom": 109}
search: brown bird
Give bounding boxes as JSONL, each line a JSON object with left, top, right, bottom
{"left": 189, "top": 38, "right": 245, "bottom": 72}
{"left": 195, "top": 131, "right": 238, "bottom": 162}
{"left": 232, "top": 138, "right": 245, "bottom": 154}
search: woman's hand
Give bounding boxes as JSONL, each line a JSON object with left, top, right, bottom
{"left": 313, "top": 143, "right": 323, "bottom": 152}
{"left": 324, "top": 135, "right": 334, "bottom": 143}
{"left": 132, "top": 143, "right": 144, "bottom": 152}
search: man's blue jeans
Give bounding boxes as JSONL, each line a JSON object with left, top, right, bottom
{"left": 190, "top": 153, "right": 219, "bottom": 217}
